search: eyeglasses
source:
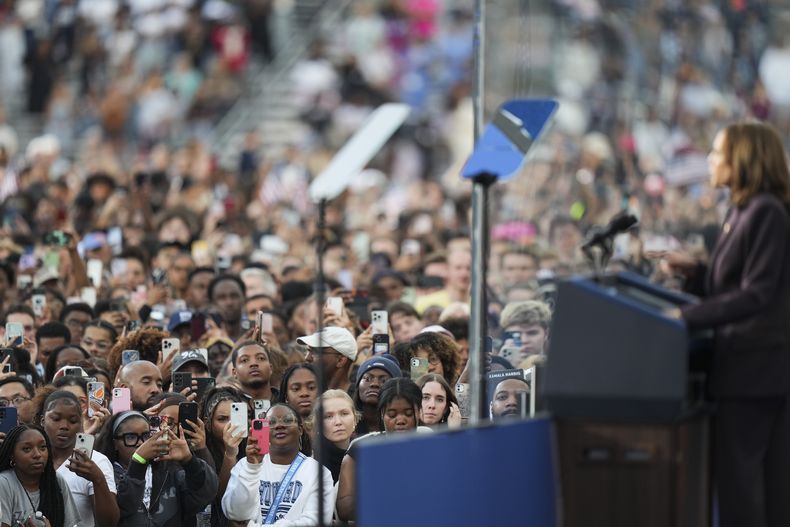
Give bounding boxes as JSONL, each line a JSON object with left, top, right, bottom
{"left": 360, "top": 373, "right": 390, "bottom": 385}
{"left": 113, "top": 432, "right": 152, "bottom": 447}
{"left": 268, "top": 416, "right": 298, "bottom": 427}
{"left": 0, "top": 395, "right": 31, "bottom": 407}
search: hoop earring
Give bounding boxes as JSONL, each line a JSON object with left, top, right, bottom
{"left": 10, "top": 459, "right": 15, "bottom": 467}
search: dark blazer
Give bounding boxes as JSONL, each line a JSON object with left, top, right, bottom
{"left": 681, "top": 193, "right": 790, "bottom": 398}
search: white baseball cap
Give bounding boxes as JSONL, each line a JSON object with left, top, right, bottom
{"left": 297, "top": 327, "right": 358, "bottom": 361}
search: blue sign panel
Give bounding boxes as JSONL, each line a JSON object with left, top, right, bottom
{"left": 462, "top": 98, "right": 558, "bottom": 181}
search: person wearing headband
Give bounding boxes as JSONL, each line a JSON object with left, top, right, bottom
{"left": 95, "top": 410, "right": 218, "bottom": 527}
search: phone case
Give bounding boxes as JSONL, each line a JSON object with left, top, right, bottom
{"left": 32, "top": 294, "right": 46, "bottom": 317}
{"left": 87, "top": 259, "right": 103, "bottom": 287}
{"left": 230, "top": 402, "right": 248, "bottom": 438}
{"left": 372, "top": 334, "right": 389, "bottom": 355}
{"left": 410, "top": 357, "right": 429, "bottom": 381}
{"left": 195, "top": 377, "right": 216, "bottom": 399}
{"left": 0, "top": 407, "right": 18, "bottom": 434}
{"left": 455, "top": 383, "right": 471, "bottom": 419}
{"left": 162, "top": 338, "right": 180, "bottom": 361}
{"left": 88, "top": 382, "right": 104, "bottom": 418}
{"left": 75, "top": 433, "right": 95, "bottom": 458}
{"left": 178, "top": 402, "right": 199, "bottom": 433}
{"left": 5, "top": 322, "right": 23, "bottom": 346}
{"left": 172, "top": 372, "right": 192, "bottom": 393}
{"left": 371, "top": 311, "right": 388, "bottom": 335}
{"left": 251, "top": 419, "right": 270, "bottom": 455}
{"left": 254, "top": 399, "right": 271, "bottom": 419}
{"left": 257, "top": 312, "right": 273, "bottom": 333}
{"left": 112, "top": 388, "right": 131, "bottom": 414}
{"left": 121, "top": 350, "right": 139, "bottom": 365}
{"left": 326, "top": 297, "right": 343, "bottom": 316}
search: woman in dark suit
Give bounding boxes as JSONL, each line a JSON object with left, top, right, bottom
{"left": 664, "top": 122, "right": 790, "bottom": 527}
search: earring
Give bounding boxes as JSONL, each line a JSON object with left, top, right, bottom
{"left": 10, "top": 459, "right": 15, "bottom": 467}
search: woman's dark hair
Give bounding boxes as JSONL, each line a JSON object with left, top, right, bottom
{"left": 53, "top": 374, "right": 88, "bottom": 394}
{"left": 150, "top": 392, "right": 188, "bottom": 409}
{"left": 44, "top": 344, "right": 90, "bottom": 382}
{"left": 377, "top": 378, "right": 423, "bottom": 431}
{"left": 0, "top": 424, "right": 66, "bottom": 527}
{"left": 200, "top": 386, "right": 246, "bottom": 471}
{"left": 269, "top": 403, "right": 312, "bottom": 456}
{"left": 278, "top": 363, "right": 317, "bottom": 406}
{"left": 415, "top": 373, "right": 458, "bottom": 424}
{"left": 95, "top": 411, "right": 149, "bottom": 464}
{"left": 85, "top": 319, "right": 119, "bottom": 342}
{"left": 1, "top": 347, "right": 42, "bottom": 386}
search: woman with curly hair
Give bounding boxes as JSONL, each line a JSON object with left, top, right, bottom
{"left": 105, "top": 326, "right": 170, "bottom": 378}
{"left": 399, "top": 331, "right": 460, "bottom": 386}
{"left": 0, "top": 424, "right": 81, "bottom": 527}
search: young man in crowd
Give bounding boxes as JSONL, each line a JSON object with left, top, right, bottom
{"left": 59, "top": 302, "right": 94, "bottom": 344}
{"left": 115, "top": 360, "right": 164, "bottom": 411}
{"left": 297, "top": 326, "right": 358, "bottom": 393}
{"left": 388, "top": 302, "right": 423, "bottom": 344}
{"left": 186, "top": 267, "right": 216, "bottom": 309}
{"left": 34, "top": 322, "right": 71, "bottom": 371}
{"left": 231, "top": 340, "right": 278, "bottom": 402}
{"left": 415, "top": 249, "right": 471, "bottom": 314}
{"left": 208, "top": 274, "right": 247, "bottom": 341}
{"left": 0, "top": 376, "right": 36, "bottom": 425}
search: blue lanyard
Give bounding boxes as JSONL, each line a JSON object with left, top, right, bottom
{"left": 263, "top": 453, "right": 306, "bottom": 525}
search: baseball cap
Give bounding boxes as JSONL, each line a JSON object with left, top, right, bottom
{"left": 172, "top": 349, "right": 209, "bottom": 373}
{"left": 167, "top": 310, "right": 193, "bottom": 332}
{"left": 297, "top": 327, "right": 358, "bottom": 361}
{"left": 355, "top": 355, "right": 402, "bottom": 385}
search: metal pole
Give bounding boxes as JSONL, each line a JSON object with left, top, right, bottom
{"left": 469, "top": 0, "right": 489, "bottom": 425}
{"left": 314, "top": 199, "right": 327, "bottom": 527}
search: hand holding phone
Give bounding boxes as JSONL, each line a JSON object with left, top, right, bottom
{"left": 5, "top": 322, "right": 24, "bottom": 347}
{"left": 326, "top": 297, "right": 343, "bottom": 317}
{"left": 178, "top": 402, "right": 199, "bottom": 434}
{"left": 74, "top": 433, "right": 95, "bottom": 458}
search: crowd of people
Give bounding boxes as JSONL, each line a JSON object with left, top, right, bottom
{"left": 0, "top": 0, "right": 789, "bottom": 526}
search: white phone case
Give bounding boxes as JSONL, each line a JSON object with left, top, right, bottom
{"left": 230, "top": 402, "right": 248, "bottom": 438}
{"left": 75, "top": 433, "right": 95, "bottom": 458}
{"left": 372, "top": 311, "right": 388, "bottom": 335}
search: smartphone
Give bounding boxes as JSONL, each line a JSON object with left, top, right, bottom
{"left": 178, "top": 402, "right": 199, "bottom": 434}
{"left": 151, "top": 268, "right": 167, "bottom": 285}
{"left": 87, "top": 259, "right": 103, "bottom": 288}
{"left": 503, "top": 331, "right": 522, "bottom": 348}
{"left": 326, "top": 297, "right": 343, "bottom": 317}
{"left": 401, "top": 239, "right": 421, "bottom": 256}
{"left": 125, "top": 320, "right": 141, "bottom": 333}
{"left": 31, "top": 294, "right": 47, "bottom": 317}
{"left": 172, "top": 372, "right": 192, "bottom": 394}
{"left": 190, "top": 313, "right": 208, "bottom": 342}
{"left": 251, "top": 419, "right": 270, "bottom": 455}
{"left": 230, "top": 402, "right": 248, "bottom": 438}
{"left": 75, "top": 433, "right": 95, "bottom": 458}
{"left": 112, "top": 388, "right": 131, "bottom": 413}
{"left": 372, "top": 334, "right": 389, "bottom": 355}
{"left": 43, "top": 230, "right": 72, "bottom": 247}
{"left": 5, "top": 322, "right": 23, "bottom": 347}
{"left": 63, "top": 367, "right": 85, "bottom": 377}
{"left": 256, "top": 311, "right": 273, "bottom": 334}
{"left": 121, "top": 350, "right": 139, "bottom": 366}
{"left": 455, "top": 383, "right": 470, "bottom": 420}
{"left": 371, "top": 310, "right": 388, "bottom": 335}
{"left": 161, "top": 338, "right": 180, "bottom": 362}
{"left": 500, "top": 347, "right": 520, "bottom": 365}
{"left": 216, "top": 254, "right": 232, "bottom": 272}
{"left": 80, "top": 287, "right": 97, "bottom": 307}
{"left": 0, "top": 406, "right": 18, "bottom": 434}
{"left": 410, "top": 357, "right": 429, "bottom": 381}
{"left": 110, "top": 258, "right": 128, "bottom": 278}
{"left": 195, "top": 377, "right": 216, "bottom": 400}
{"left": 1, "top": 363, "right": 11, "bottom": 374}
{"left": 254, "top": 399, "right": 271, "bottom": 419}
{"left": 87, "top": 382, "right": 104, "bottom": 418}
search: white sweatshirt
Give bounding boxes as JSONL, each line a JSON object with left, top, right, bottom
{"left": 222, "top": 455, "right": 335, "bottom": 526}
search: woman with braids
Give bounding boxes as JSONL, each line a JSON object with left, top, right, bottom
{"left": 40, "top": 391, "right": 119, "bottom": 527}
{"left": 200, "top": 386, "right": 247, "bottom": 527}
{"left": 0, "top": 424, "right": 81, "bottom": 527}
{"left": 222, "top": 403, "right": 334, "bottom": 526}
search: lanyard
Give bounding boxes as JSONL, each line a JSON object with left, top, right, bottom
{"left": 263, "top": 453, "right": 305, "bottom": 525}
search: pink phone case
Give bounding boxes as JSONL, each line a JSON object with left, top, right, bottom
{"left": 251, "top": 419, "right": 270, "bottom": 455}
{"left": 112, "top": 388, "right": 131, "bottom": 414}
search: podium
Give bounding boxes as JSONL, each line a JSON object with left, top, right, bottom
{"left": 543, "top": 273, "right": 713, "bottom": 527}
{"left": 542, "top": 272, "right": 711, "bottom": 421}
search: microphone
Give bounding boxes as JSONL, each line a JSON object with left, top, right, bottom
{"left": 582, "top": 213, "right": 638, "bottom": 249}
